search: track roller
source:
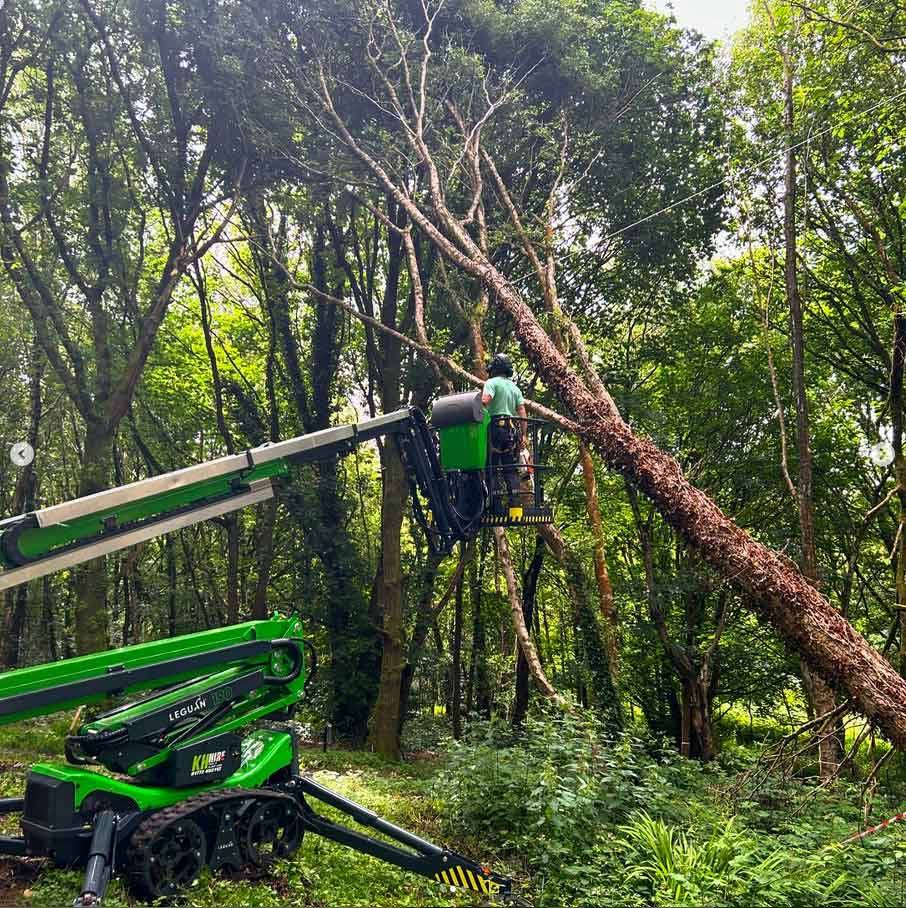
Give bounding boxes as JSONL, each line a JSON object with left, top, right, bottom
{"left": 239, "top": 799, "right": 304, "bottom": 868}
{"left": 128, "top": 815, "right": 207, "bottom": 900}
{"left": 124, "top": 789, "right": 304, "bottom": 900}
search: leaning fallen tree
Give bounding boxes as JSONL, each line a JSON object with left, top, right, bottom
{"left": 476, "top": 271, "right": 906, "bottom": 748}
{"left": 305, "top": 30, "right": 906, "bottom": 745}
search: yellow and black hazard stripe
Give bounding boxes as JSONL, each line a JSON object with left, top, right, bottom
{"left": 433, "top": 865, "right": 502, "bottom": 895}
{"left": 481, "top": 512, "right": 550, "bottom": 525}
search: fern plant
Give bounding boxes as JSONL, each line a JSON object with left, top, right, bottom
{"left": 618, "top": 811, "right": 847, "bottom": 906}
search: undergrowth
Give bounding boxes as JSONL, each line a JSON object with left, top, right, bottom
{"left": 0, "top": 712, "right": 905, "bottom": 906}
{"left": 439, "top": 704, "right": 906, "bottom": 907}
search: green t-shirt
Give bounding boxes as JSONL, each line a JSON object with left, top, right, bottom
{"left": 483, "top": 376, "right": 524, "bottom": 418}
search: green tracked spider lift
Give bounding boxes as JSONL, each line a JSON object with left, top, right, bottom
{"left": 0, "top": 392, "right": 551, "bottom": 906}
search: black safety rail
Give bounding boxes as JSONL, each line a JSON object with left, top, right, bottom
{"left": 483, "top": 416, "right": 554, "bottom": 527}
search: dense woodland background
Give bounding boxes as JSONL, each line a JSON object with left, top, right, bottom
{"left": 1, "top": 0, "right": 906, "bottom": 902}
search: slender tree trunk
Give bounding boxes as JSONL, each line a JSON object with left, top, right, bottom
{"left": 252, "top": 499, "right": 278, "bottom": 620}
{"left": 465, "top": 549, "right": 478, "bottom": 715}
{"left": 781, "top": 51, "right": 842, "bottom": 777}
{"left": 3, "top": 338, "right": 42, "bottom": 666}
{"left": 889, "top": 246, "right": 906, "bottom": 678}
{"left": 120, "top": 566, "right": 132, "bottom": 646}
{"left": 514, "top": 536, "right": 545, "bottom": 725}
{"left": 3, "top": 583, "right": 27, "bottom": 668}
{"left": 683, "top": 674, "right": 716, "bottom": 761}
{"left": 679, "top": 683, "right": 692, "bottom": 757}
{"left": 41, "top": 576, "right": 57, "bottom": 662}
{"left": 451, "top": 565, "right": 465, "bottom": 739}
{"left": 73, "top": 422, "right": 111, "bottom": 653}
{"left": 494, "top": 528, "right": 560, "bottom": 702}
{"left": 166, "top": 536, "right": 178, "bottom": 636}
{"left": 629, "top": 484, "right": 720, "bottom": 758}
{"left": 368, "top": 441, "right": 408, "bottom": 758}
{"left": 467, "top": 537, "right": 491, "bottom": 717}
{"left": 579, "top": 442, "right": 619, "bottom": 675}
{"left": 399, "top": 552, "right": 444, "bottom": 727}
{"left": 672, "top": 664, "right": 718, "bottom": 761}
{"left": 538, "top": 522, "right": 622, "bottom": 729}
{"left": 472, "top": 598, "right": 491, "bottom": 716}
{"left": 226, "top": 518, "right": 240, "bottom": 624}
{"left": 893, "top": 318, "right": 906, "bottom": 680}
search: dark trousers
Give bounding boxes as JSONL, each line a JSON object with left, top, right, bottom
{"left": 490, "top": 421, "right": 520, "bottom": 507}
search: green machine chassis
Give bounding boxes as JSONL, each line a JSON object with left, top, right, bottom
{"left": 0, "top": 393, "right": 547, "bottom": 904}
{"left": 0, "top": 618, "right": 513, "bottom": 904}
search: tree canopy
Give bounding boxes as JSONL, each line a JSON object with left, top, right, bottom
{"left": 1, "top": 0, "right": 905, "bottom": 782}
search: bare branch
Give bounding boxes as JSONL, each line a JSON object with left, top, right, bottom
{"left": 483, "top": 149, "right": 547, "bottom": 292}
{"left": 402, "top": 229, "right": 450, "bottom": 392}
{"left": 791, "top": 0, "right": 906, "bottom": 54}
{"left": 299, "top": 280, "right": 572, "bottom": 427}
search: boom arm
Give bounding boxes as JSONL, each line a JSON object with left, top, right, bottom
{"left": 0, "top": 616, "right": 305, "bottom": 727}
{"left": 0, "top": 406, "right": 472, "bottom": 592}
{"left": 0, "top": 395, "right": 527, "bottom": 904}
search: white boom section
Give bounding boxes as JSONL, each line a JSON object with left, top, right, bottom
{"left": 0, "top": 409, "right": 416, "bottom": 593}
{"left": 33, "top": 410, "right": 410, "bottom": 529}
{"left": 0, "top": 481, "right": 275, "bottom": 593}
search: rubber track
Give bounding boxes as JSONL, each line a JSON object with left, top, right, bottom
{"left": 125, "top": 787, "right": 300, "bottom": 899}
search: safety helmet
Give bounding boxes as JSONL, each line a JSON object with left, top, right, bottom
{"left": 487, "top": 353, "right": 514, "bottom": 378}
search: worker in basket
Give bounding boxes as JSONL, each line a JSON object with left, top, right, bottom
{"left": 482, "top": 353, "right": 529, "bottom": 516}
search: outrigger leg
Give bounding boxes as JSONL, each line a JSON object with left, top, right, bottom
{"left": 75, "top": 810, "right": 117, "bottom": 907}
{"left": 294, "top": 776, "right": 513, "bottom": 900}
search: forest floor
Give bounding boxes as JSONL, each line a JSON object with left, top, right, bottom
{"left": 0, "top": 715, "right": 905, "bottom": 906}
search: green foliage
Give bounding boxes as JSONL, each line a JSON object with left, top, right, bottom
{"left": 618, "top": 812, "right": 847, "bottom": 906}
{"left": 436, "top": 708, "right": 906, "bottom": 906}
{"left": 438, "top": 706, "right": 696, "bottom": 904}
